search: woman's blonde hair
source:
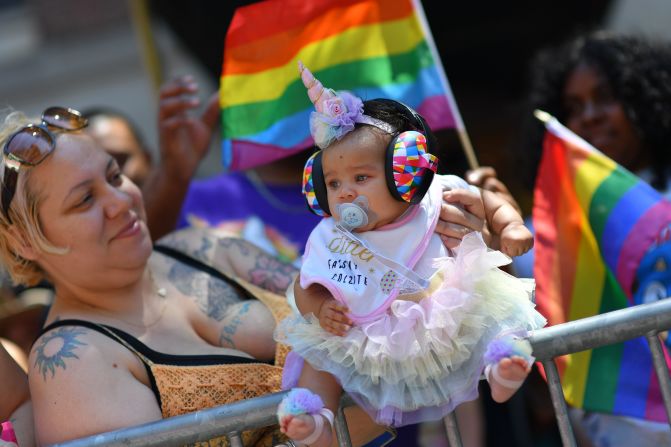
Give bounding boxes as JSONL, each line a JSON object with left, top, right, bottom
{"left": 0, "top": 110, "right": 68, "bottom": 286}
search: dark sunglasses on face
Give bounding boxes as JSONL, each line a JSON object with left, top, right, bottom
{"left": 2, "top": 107, "right": 88, "bottom": 223}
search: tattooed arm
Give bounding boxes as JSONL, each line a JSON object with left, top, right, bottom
{"left": 213, "top": 237, "right": 298, "bottom": 294}
{"left": 28, "top": 327, "right": 162, "bottom": 445}
{"left": 155, "top": 228, "right": 288, "bottom": 361}
{"left": 0, "top": 340, "right": 29, "bottom": 421}
{"left": 157, "top": 227, "right": 298, "bottom": 294}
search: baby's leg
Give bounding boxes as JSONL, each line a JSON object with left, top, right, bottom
{"left": 486, "top": 356, "right": 531, "bottom": 403}
{"left": 279, "top": 362, "right": 341, "bottom": 447}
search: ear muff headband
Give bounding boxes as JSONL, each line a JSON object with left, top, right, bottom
{"left": 385, "top": 130, "right": 438, "bottom": 203}
{"left": 302, "top": 151, "right": 330, "bottom": 216}
{"left": 381, "top": 100, "right": 438, "bottom": 204}
{"left": 302, "top": 100, "right": 439, "bottom": 215}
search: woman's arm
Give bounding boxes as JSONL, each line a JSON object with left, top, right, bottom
{"left": 9, "top": 400, "right": 35, "bottom": 447}
{"left": 28, "top": 329, "right": 162, "bottom": 445}
{"left": 155, "top": 228, "right": 299, "bottom": 360}
{"left": 157, "top": 228, "right": 298, "bottom": 295}
{"left": 0, "top": 340, "right": 29, "bottom": 421}
{"left": 214, "top": 237, "right": 298, "bottom": 294}
{"left": 436, "top": 187, "right": 487, "bottom": 248}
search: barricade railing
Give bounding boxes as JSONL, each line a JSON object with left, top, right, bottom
{"left": 52, "top": 298, "right": 671, "bottom": 447}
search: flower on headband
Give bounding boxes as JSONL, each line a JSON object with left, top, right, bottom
{"left": 310, "top": 91, "right": 365, "bottom": 149}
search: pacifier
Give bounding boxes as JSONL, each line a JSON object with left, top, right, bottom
{"left": 335, "top": 196, "right": 370, "bottom": 230}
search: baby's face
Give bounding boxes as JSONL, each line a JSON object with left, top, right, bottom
{"left": 322, "top": 127, "right": 410, "bottom": 231}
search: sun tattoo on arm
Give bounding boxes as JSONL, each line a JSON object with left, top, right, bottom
{"left": 33, "top": 327, "right": 88, "bottom": 381}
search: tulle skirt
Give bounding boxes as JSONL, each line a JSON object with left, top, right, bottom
{"left": 275, "top": 233, "right": 546, "bottom": 426}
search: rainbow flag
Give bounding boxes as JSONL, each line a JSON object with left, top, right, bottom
{"left": 533, "top": 114, "right": 671, "bottom": 421}
{"left": 220, "top": 0, "right": 460, "bottom": 171}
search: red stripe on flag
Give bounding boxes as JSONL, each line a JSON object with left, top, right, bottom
{"left": 534, "top": 131, "right": 590, "bottom": 377}
{"left": 226, "top": 0, "right": 413, "bottom": 50}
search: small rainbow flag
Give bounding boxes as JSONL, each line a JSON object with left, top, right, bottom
{"left": 533, "top": 113, "right": 671, "bottom": 421}
{"left": 220, "top": 0, "right": 460, "bottom": 171}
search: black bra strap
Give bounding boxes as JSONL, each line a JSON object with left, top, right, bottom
{"left": 153, "top": 244, "right": 256, "bottom": 301}
{"left": 39, "top": 319, "right": 153, "bottom": 364}
{"left": 38, "top": 319, "right": 162, "bottom": 407}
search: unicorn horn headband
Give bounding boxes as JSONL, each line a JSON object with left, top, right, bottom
{"left": 299, "top": 61, "right": 395, "bottom": 149}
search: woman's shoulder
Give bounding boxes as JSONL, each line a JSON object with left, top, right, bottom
{"left": 29, "top": 320, "right": 144, "bottom": 388}
{"left": 28, "top": 321, "right": 162, "bottom": 444}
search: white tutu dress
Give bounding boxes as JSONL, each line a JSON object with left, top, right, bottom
{"left": 275, "top": 177, "right": 546, "bottom": 426}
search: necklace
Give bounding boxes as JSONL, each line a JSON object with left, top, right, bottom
{"left": 137, "top": 284, "right": 168, "bottom": 329}
{"left": 245, "top": 170, "right": 308, "bottom": 214}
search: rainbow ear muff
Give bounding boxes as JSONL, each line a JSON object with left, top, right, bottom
{"left": 302, "top": 151, "right": 330, "bottom": 216}
{"left": 385, "top": 130, "right": 438, "bottom": 204}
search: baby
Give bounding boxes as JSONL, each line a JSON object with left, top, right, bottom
{"left": 274, "top": 63, "right": 546, "bottom": 446}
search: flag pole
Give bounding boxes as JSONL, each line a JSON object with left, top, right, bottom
{"left": 411, "top": 0, "right": 479, "bottom": 170}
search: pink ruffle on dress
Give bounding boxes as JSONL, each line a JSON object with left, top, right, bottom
{"left": 276, "top": 233, "right": 546, "bottom": 426}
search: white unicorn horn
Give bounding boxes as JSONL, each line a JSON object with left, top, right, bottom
{"left": 298, "top": 60, "right": 334, "bottom": 113}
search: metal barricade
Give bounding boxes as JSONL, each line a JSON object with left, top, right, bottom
{"left": 52, "top": 299, "right": 671, "bottom": 447}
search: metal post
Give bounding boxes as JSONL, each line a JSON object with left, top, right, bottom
{"left": 542, "top": 360, "right": 577, "bottom": 447}
{"left": 646, "top": 331, "right": 671, "bottom": 426}
{"left": 442, "top": 411, "right": 463, "bottom": 447}
{"left": 334, "top": 405, "right": 353, "bottom": 447}
{"left": 228, "top": 432, "right": 243, "bottom": 447}
{"left": 529, "top": 299, "right": 671, "bottom": 361}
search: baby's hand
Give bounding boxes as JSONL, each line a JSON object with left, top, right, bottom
{"left": 500, "top": 222, "right": 533, "bottom": 257}
{"left": 318, "top": 299, "right": 352, "bottom": 336}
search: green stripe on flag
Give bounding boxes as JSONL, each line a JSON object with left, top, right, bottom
{"left": 582, "top": 274, "right": 626, "bottom": 412}
{"left": 589, "top": 167, "right": 638, "bottom": 242}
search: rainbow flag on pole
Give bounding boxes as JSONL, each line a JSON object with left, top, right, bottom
{"left": 533, "top": 112, "right": 671, "bottom": 421}
{"left": 220, "top": 0, "right": 461, "bottom": 171}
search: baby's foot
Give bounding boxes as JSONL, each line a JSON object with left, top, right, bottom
{"left": 280, "top": 412, "right": 333, "bottom": 447}
{"left": 487, "top": 356, "right": 531, "bottom": 403}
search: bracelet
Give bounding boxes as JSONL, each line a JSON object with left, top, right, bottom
{"left": 484, "top": 363, "right": 525, "bottom": 390}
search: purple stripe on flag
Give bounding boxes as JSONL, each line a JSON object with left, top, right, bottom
{"left": 224, "top": 137, "right": 313, "bottom": 172}
{"left": 416, "top": 95, "right": 455, "bottom": 131}
{"left": 645, "top": 345, "right": 671, "bottom": 421}
{"left": 612, "top": 337, "right": 651, "bottom": 418}
{"left": 645, "top": 365, "right": 666, "bottom": 421}
{"left": 615, "top": 200, "right": 671, "bottom": 298}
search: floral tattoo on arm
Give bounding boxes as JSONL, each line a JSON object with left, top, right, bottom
{"left": 33, "top": 327, "right": 88, "bottom": 381}
{"left": 217, "top": 238, "right": 298, "bottom": 294}
{"left": 248, "top": 253, "right": 298, "bottom": 294}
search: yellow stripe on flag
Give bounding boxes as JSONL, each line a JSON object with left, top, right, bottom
{"left": 563, "top": 350, "right": 593, "bottom": 408}
{"left": 563, "top": 149, "right": 616, "bottom": 408}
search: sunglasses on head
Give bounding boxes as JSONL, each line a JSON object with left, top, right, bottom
{"left": 2, "top": 107, "right": 88, "bottom": 223}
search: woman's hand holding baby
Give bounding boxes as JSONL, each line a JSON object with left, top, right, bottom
{"left": 437, "top": 188, "right": 486, "bottom": 249}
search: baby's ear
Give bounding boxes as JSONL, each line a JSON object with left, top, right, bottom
{"left": 7, "top": 226, "right": 38, "bottom": 261}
